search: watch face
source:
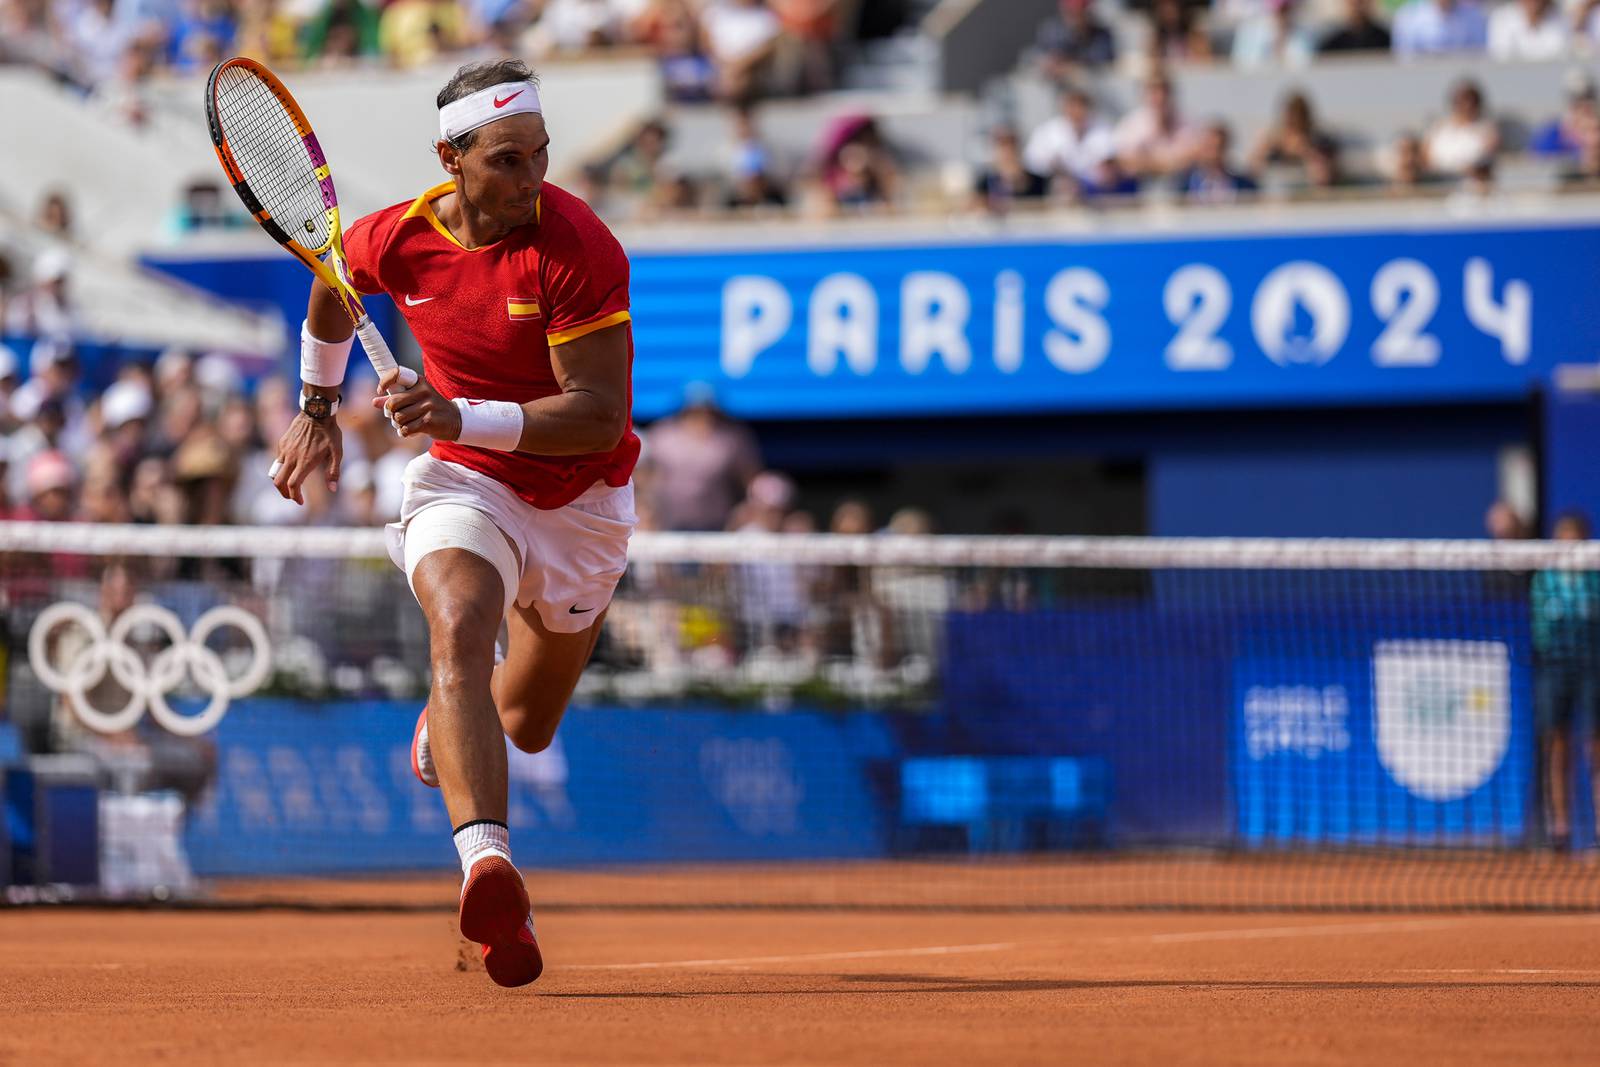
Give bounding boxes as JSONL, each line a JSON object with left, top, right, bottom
{"left": 302, "top": 395, "right": 334, "bottom": 419}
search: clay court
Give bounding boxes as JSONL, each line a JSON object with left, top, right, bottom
{"left": 5, "top": 860, "right": 1600, "bottom": 1066}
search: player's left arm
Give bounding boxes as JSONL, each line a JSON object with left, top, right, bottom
{"left": 377, "top": 322, "right": 629, "bottom": 455}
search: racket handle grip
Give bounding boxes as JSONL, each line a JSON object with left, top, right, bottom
{"left": 354, "top": 316, "right": 399, "bottom": 381}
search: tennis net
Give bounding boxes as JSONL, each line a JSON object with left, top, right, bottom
{"left": 2, "top": 523, "right": 1597, "bottom": 911}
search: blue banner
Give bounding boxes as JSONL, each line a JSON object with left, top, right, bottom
{"left": 628, "top": 222, "right": 1600, "bottom": 419}
{"left": 185, "top": 700, "right": 896, "bottom": 876}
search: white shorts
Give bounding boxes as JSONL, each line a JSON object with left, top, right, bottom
{"left": 385, "top": 452, "right": 636, "bottom": 634}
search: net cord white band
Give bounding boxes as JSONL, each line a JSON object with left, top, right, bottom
{"left": 4, "top": 523, "right": 1600, "bottom": 570}
{"left": 438, "top": 81, "right": 542, "bottom": 143}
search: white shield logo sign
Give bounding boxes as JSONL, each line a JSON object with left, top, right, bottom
{"left": 1372, "top": 640, "right": 1510, "bottom": 802}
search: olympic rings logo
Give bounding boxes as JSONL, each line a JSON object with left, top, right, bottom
{"left": 28, "top": 603, "right": 272, "bottom": 737}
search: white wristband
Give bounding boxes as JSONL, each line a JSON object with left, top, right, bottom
{"left": 300, "top": 319, "right": 353, "bottom": 387}
{"left": 453, "top": 398, "right": 524, "bottom": 451}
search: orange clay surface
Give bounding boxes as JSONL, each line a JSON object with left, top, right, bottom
{"left": 4, "top": 905, "right": 1600, "bottom": 1065}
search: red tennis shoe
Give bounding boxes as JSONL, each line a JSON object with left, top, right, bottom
{"left": 458, "top": 854, "right": 544, "bottom": 988}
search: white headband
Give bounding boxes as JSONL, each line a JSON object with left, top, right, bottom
{"left": 439, "top": 81, "right": 542, "bottom": 143}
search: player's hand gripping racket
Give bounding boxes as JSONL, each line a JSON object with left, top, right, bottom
{"left": 204, "top": 57, "right": 413, "bottom": 389}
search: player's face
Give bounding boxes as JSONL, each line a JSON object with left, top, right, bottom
{"left": 458, "top": 114, "right": 550, "bottom": 228}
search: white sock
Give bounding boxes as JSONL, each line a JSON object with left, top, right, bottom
{"left": 454, "top": 819, "right": 511, "bottom": 876}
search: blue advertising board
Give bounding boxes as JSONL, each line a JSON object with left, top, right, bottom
{"left": 184, "top": 700, "right": 896, "bottom": 876}
{"left": 630, "top": 222, "right": 1600, "bottom": 419}
{"left": 148, "top": 220, "right": 1600, "bottom": 421}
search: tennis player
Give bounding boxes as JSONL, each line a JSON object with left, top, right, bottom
{"left": 270, "top": 58, "right": 639, "bottom": 988}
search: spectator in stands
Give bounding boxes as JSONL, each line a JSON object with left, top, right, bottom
{"left": 1035, "top": 0, "right": 1116, "bottom": 82}
{"left": 379, "top": 0, "right": 466, "bottom": 67}
{"left": 11, "top": 341, "right": 85, "bottom": 453}
{"left": 817, "top": 114, "right": 901, "bottom": 211}
{"left": 1319, "top": 0, "right": 1392, "bottom": 52}
{"left": 1149, "top": 0, "right": 1212, "bottom": 64}
{"left": 302, "top": 0, "right": 383, "bottom": 63}
{"left": 1179, "top": 121, "right": 1258, "bottom": 203}
{"left": 18, "top": 449, "right": 77, "bottom": 522}
{"left": 702, "top": 0, "right": 782, "bottom": 102}
{"left": 972, "top": 125, "right": 1049, "bottom": 215}
{"left": 1390, "top": 0, "right": 1487, "bottom": 58}
{"left": 1423, "top": 79, "right": 1500, "bottom": 178}
{"left": 0, "top": 436, "right": 12, "bottom": 520}
{"left": 1384, "top": 132, "right": 1430, "bottom": 192}
{"left": 167, "top": 179, "right": 246, "bottom": 237}
{"left": 1531, "top": 509, "right": 1600, "bottom": 852}
{"left": 167, "top": 0, "right": 239, "bottom": 73}
{"left": 35, "top": 190, "right": 73, "bottom": 242}
{"left": 635, "top": 0, "right": 718, "bottom": 102}
{"left": 1115, "top": 73, "right": 1200, "bottom": 179}
{"left": 643, "top": 381, "right": 763, "bottom": 531}
{"left": 1531, "top": 74, "right": 1600, "bottom": 161}
{"left": 608, "top": 118, "right": 678, "bottom": 218}
{"left": 721, "top": 103, "right": 790, "bottom": 209}
{"left": 770, "top": 0, "right": 841, "bottom": 95}
{"left": 1024, "top": 87, "right": 1117, "bottom": 194}
{"left": 530, "top": 0, "right": 628, "bottom": 55}
{"left": 65, "top": 0, "right": 137, "bottom": 87}
{"left": 1231, "top": 0, "right": 1316, "bottom": 68}
{"left": 1250, "top": 91, "right": 1339, "bottom": 187}
{"left": 5, "top": 248, "right": 75, "bottom": 339}
{"left": 1485, "top": 498, "right": 1532, "bottom": 540}
{"left": 0, "top": 343, "right": 19, "bottom": 435}
{"left": 1487, "top": 0, "right": 1569, "bottom": 59}
{"left": 98, "top": 378, "right": 154, "bottom": 472}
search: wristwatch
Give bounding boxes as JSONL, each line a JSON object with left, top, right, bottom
{"left": 299, "top": 391, "right": 341, "bottom": 420}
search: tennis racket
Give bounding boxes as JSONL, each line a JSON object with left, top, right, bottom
{"left": 204, "top": 57, "right": 402, "bottom": 383}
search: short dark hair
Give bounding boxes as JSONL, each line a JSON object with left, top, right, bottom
{"left": 437, "top": 58, "right": 539, "bottom": 151}
{"left": 1555, "top": 509, "right": 1593, "bottom": 538}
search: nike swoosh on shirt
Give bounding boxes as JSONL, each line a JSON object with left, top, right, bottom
{"left": 568, "top": 605, "right": 594, "bottom": 615}
{"left": 404, "top": 295, "right": 434, "bottom": 306}
{"left": 493, "top": 90, "right": 524, "bottom": 108}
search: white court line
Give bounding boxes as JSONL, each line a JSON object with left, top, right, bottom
{"left": 1396, "top": 968, "right": 1600, "bottom": 976}
{"left": 560, "top": 915, "right": 1600, "bottom": 973}
{"left": 564, "top": 941, "right": 1023, "bottom": 971}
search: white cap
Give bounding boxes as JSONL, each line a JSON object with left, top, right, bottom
{"left": 29, "top": 337, "right": 72, "bottom": 373}
{"left": 101, "top": 379, "right": 153, "bottom": 429}
{"left": 32, "top": 246, "right": 72, "bottom": 284}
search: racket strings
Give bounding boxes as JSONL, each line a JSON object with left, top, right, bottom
{"left": 213, "top": 66, "right": 332, "bottom": 252}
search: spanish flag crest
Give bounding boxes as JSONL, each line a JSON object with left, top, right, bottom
{"left": 507, "top": 297, "right": 541, "bottom": 321}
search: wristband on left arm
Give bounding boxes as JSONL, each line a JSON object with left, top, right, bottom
{"left": 453, "top": 398, "right": 524, "bottom": 451}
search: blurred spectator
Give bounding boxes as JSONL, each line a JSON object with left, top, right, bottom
{"left": 65, "top": 0, "right": 137, "bottom": 87}
{"left": 1319, "top": 0, "right": 1392, "bottom": 52}
{"left": 1231, "top": 0, "right": 1315, "bottom": 68}
{"left": 530, "top": 0, "right": 629, "bottom": 55}
{"left": 1423, "top": 79, "right": 1500, "bottom": 177}
{"left": 90, "top": 33, "right": 163, "bottom": 127}
{"left": 702, "top": 0, "right": 782, "bottom": 101}
{"left": 1114, "top": 73, "right": 1200, "bottom": 178}
{"left": 99, "top": 378, "right": 154, "bottom": 470}
{"left": 1531, "top": 74, "right": 1600, "bottom": 161}
{"left": 11, "top": 340, "right": 85, "bottom": 447}
{"left": 770, "top": 0, "right": 841, "bottom": 95}
{"left": 0, "top": 435, "right": 12, "bottom": 519}
{"left": 380, "top": 0, "right": 466, "bottom": 67}
{"left": 167, "top": 179, "right": 247, "bottom": 237}
{"left": 1390, "top": 0, "right": 1487, "bottom": 58}
{"left": 0, "top": 342, "right": 20, "bottom": 435}
{"left": 19, "top": 449, "right": 77, "bottom": 522}
{"left": 642, "top": 381, "right": 763, "bottom": 531}
{"left": 36, "top": 190, "right": 73, "bottom": 242}
{"left": 1035, "top": 0, "right": 1116, "bottom": 82}
{"left": 816, "top": 114, "right": 901, "bottom": 211}
{"left": 1179, "top": 121, "right": 1258, "bottom": 203}
{"left": 1485, "top": 498, "right": 1531, "bottom": 540}
{"left": 168, "top": 0, "right": 239, "bottom": 73}
{"left": 1531, "top": 510, "right": 1600, "bottom": 852}
{"left": 972, "top": 125, "right": 1049, "bottom": 215}
{"left": 722, "top": 103, "right": 790, "bottom": 209}
{"left": 1384, "top": 132, "right": 1430, "bottom": 192}
{"left": 1023, "top": 88, "right": 1116, "bottom": 192}
{"left": 829, "top": 498, "right": 874, "bottom": 535}
{"left": 1487, "top": 0, "right": 1569, "bottom": 60}
{"left": 1248, "top": 91, "right": 1324, "bottom": 175}
{"left": 303, "top": 0, "right": 383, "bottom": 63}
{"left": 0, "top": 250, "right": 14, "bottom": 334}
{"left": 636, "top": 0, "right": 718, "bottom": 102}
{"left": 1148, "top": 0, "right": 1213, "bottom": 64}
{"left": 609, "top": 118, "right": 673, "bottom": 212}
{"left": 5, "top": 248, "right": 76, "bottom": 339}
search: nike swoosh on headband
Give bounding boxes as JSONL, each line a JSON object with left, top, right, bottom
{"left": 493, "top": 90, "right": 524, "bottom": 109}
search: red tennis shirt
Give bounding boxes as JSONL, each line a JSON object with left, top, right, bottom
{"left": 341, "top": 179, "right": 639, "bottom": 510}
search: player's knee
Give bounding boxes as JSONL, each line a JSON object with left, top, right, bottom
{"left": 503, "top": 709, "right": 559, "bottom": 754}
